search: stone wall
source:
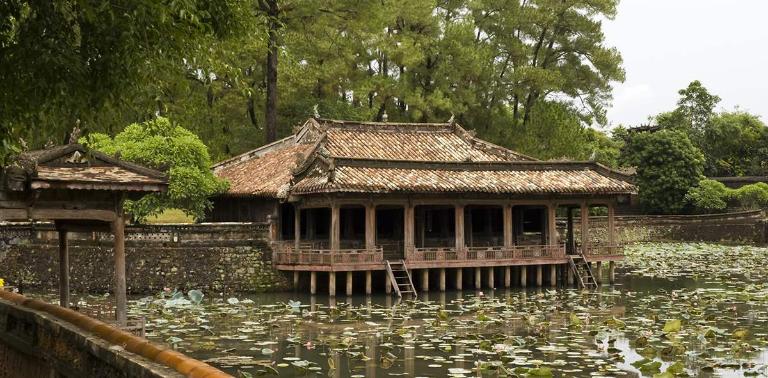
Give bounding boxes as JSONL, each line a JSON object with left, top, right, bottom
{"left": 0, "top": 223, "right": 290, "bottom": 294}
{"left": 0, "top": 290, "right": 229, "bottom": 377}
{"left": 576, "top": 210, "right": 767, "bottom": 245}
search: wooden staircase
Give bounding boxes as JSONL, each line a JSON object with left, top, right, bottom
{"left": 568, "top": 253, "right": 598, "bottom": 289}
{"left": 385, "top": 260, "right": 417, "bottom": 297}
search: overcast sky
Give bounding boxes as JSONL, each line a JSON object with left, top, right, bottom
{"left": 603, "top": 0, "right": 768, "bottom": 128}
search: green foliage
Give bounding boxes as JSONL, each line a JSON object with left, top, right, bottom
{"left": 685, "top": 179, "right": 732, "bottom": 213}
{"left": 621, "top": 130, "right": 705, "bottom": 214}
{"left": 83, "top": 117, "right": 228, "bottom": 222}
{"left": 734, "top": 183, "right": 768, "bottom": 210}
{"left": 700, "top": 111, "right": 768, "bottom": 177}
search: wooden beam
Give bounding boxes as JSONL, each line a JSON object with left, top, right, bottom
{"left": 58, "top": 230, "right": 70, "bottom": 308}
{"left": 112, "top": 212, "right": 127, "bottom": 326}
{"left": 30, "top": 208, "right": 116, "bottom": 222}
{"left": 0, "top": 208, "right": 28, "bottom": 221}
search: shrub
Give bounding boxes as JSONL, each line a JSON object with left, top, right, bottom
{"left": 734, "top": 183, "right": 768, "bottom": 210}
{"left": 685, "top": 179, "right": 732, "bottom": 212}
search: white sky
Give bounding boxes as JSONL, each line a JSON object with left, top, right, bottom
{"left": 603, "top": 0, "right": 768, "bottom": 128}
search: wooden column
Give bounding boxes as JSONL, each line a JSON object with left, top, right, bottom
{"left": 503, "top": 205, "right": 513, "bottom": 247}
{"left": 535, "top": 265, "right": 543, "bottom": 287}
{"left": 455, "top": 205, "right": 465, "bottom": 251}
{"left": 294, "top": 206, "right": 301, "bottom": 249}
{"left": 567, "top": 265, "right": 574, "bottom": 285}
{"left": 112, "top": 213, "right": 127, "bottom": 326}
{"left": 550, "top": 265, "right": 557, "bottom": 287}
{"left": 439, "top": 268, "right": 446, "bottom": 292}
{"left": 365, "top": 204, "right": 376, "bottom": 250}
{"left": 608, "top": 203, "right": 616, "bottom": 247}
{"left": 346, "top": 271, "right": 353, "bottom": 296}
{"left": 310, "top": 271, "right": 317, "bottom": 294}
{"left": 474, "top": 267, "right": 481, "bottom": 289}
{"left": 306, "top": 209, "right": 315, "bottom": 240}
{"left": 486, "top": 268, "right": 494, "bottom": 289}
{"left": 520, "top": 267, "right": 527, "bottom": 287}
{"left": 609, "top": 261, "right": 616, "bottom": 284}
{"left": 365, "top": 271, "right": 372, "bottom": 295}
{"left": 385, "top": 273, "right": 391, "bottom": 294}
{"left": 547, "top": 203, "right": 558, "bottom": 245}
{"left": 58, "top": 230, "right": 70, "bottom": 308}
{"left": 595, "top": 261, "right": 603, "bottom": 284}
{"left": 404, "top": 204, "right": 415, "bottom": 259}
{"left": 504, "top": 266, "right": 511, "bottom": 288}
{"left": 293, "top": 271, "right": 300, "bottom": 289}
{"left": 331, "top": 205, "right": 340, "bottom": 251}
{"left": 329, "top": 272, "right": 336, "bottom": 296}
{"left": 580, "top": 202, "right": 590, "bottom": 254}
{"left": 421, "top": 269, "right": 429, "bottom": 292}
{"left": 566, "top": 206, "right": 576, "bottom": 254}
{"left": 455, "top": 268, "right": 463, "bottom": 290}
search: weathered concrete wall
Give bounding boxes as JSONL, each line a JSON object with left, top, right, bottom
{"left": 0, "top": 223, "right": 290, "bottom": 294}
{"left": 0, "top": 290, "right": 230, "bottom": 377}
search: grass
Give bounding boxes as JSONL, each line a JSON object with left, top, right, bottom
{"left": 145, "top": 209, "right": 195, "bottom": 224}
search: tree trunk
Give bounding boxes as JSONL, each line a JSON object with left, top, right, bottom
{"left": 265, "top": 0, "right": 279, "bottom": 143}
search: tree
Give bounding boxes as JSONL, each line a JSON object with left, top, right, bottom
{"left": 621, "top": 130, "right": 705, "bottom": 214}
{"left": 700, "top": 111, "right": 768, "bottom": 177}
{"left": 676, "top": 80, "right": 721, "bottom": 133}
{"left": 83, "top": 117, "right": 229, "bottom": 222}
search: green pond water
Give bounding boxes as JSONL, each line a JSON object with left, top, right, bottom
{"left": 32, "top": 243, "right": 768, "bottom": 377}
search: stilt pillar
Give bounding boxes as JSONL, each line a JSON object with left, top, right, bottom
{"left": 365, "top": 271, "right": 372, "bottom": 295}
{"left": 310, "top": 271, "right": 317, "bottom": 294}
{"left": 346, "top": 271, "right": 353, "bottom": 296}
{"left": 595, "top": 261, "right": 603, "bottom": 284}
{"left": 329, "top": 272, "right": 336, "bottom": 296}
{"left": 58, "top": 230, "right": 70, "bottom": 308}
{"left": 439, "top": 268, "right": 446, "bottom": 292}
{"left": 293, "top": 271, "right": 300, "bottom": 289}
{"left": 421, "top": 269, "right": 429, "bottom": 292}
{"left": 520, "top": 267, "right": 527, "bottom": 287}
{"left": 567, "top": 265, "right": 574, "bottom": 285}
{"left": 112, "top": 213, "right": 127, "bottom": 326}
{"left": 474, "top": 267, "right": 482, "bottom": 289}
{"left": 486, "top": 268, "right": 495, "bottom": 289}
{"left": 385, "top": 273, "right": 391, "bottom": 294}
{"left": 536, "top": 265, "right": 543, "bottom": 287}
{"left": 609, "top": 261, "right": 616, "bottom": 284}
{"left": 550, "top": 264, "right": 557, "bottom": 287}
{"left": 504, "top": 266, "right": 511, "bottom": 288}
{"left": 455, "top": 268, "right": 463, "bottom": 290}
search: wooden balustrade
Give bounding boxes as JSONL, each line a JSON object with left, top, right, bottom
{"left": 275, "top": 245, "right": 384, "bottom": 265}
{"left": 408, "top": 244, "right": 566, "bottom": 262}
{"left": 582, "top": 244, "right": 624, "bottom": 257}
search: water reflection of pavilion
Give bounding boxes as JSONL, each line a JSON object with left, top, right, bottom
{"left": 210, "top": 118, "right": 635, "bottom": 295}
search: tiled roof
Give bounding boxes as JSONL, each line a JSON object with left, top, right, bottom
{"left": 292, "top": 161, "right": 635, "bottom": 195}
{"left": 215, "top": 141, "right": 313, "bottom": 197}
{"left": 32, "top": 166, "right": 165, "bottom": 190}
{"left": 213, "top": 118, "right": 635, "bottom": 198}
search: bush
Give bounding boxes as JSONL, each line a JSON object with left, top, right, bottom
{"left": 734, "top": 183, "right": 768, "bottom": 210}
{"left": 83, "top": 117, "right": 229, "bottom": 222}
{"left": 685, "top": 179, "right": 732, "bottom": 212}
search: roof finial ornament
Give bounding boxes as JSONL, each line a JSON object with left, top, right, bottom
{"left": 68, "top": 120, "right": 81, "bottom": 144}
{"left": 448, "top": 112, "right": 455, "bottom": 124}
{"left": 312, "top": 104, "right": 320, "bottom": 119}
{"left": 381, "top": 110, "right": 388, "bottom": 123}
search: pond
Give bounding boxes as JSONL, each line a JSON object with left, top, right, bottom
{"left": 31, "top": 243, "right": 768, "bottom": 377}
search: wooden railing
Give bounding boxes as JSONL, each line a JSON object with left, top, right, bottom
{"left": 582, "top": 244, "right": 625, "bottom": 257}
{"left": 407, "top": 244, "right": 566, "bottom": 262}
{"left": 274, "top": 246, "right": 384, "bottom": 265}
